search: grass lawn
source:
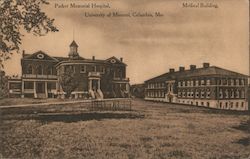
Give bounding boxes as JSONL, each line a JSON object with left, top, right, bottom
{"left": 0, "top": 98, "right": 64, "bottom": 106}
{"left": 0, "top": 99, "right": 250, "bottom": 159}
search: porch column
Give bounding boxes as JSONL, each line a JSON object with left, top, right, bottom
{"left": 45, "top": 81, "right": 48, "bottom": 98}
{"left": 126, "top": 83, "right": 130, "bottom": 92}
{"left": 56, "top": 81, "right": 59, "bottom": 91}
{"left": 34, "top": 81, "right": 37, "bottom": 98}
{"left": 98, "top": 79, "right": 101, "bottom": 90}
{"left": 21, "top": 81, "right": 24, "bottom": 98}
{"left": 89, "top": 79, "right": 92, "bottom": 90}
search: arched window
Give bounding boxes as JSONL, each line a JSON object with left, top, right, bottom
{"left": 37, "top": 65, "right": 43, "bottom": 75}
{"left": 27, "top": 65, "right": 33, "bottom": 74}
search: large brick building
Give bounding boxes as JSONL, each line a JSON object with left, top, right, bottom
{"left": 144, "top": 63, "right": 248, "bottom": 111}
{"left": 8, "top": 41, "right": 130, "bottom": 99}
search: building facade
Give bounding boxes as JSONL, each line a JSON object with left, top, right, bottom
{"left": 131, "top": 84, "right": 145, "bottom": 98}
{"left": 144, "top": 63, "right": 248, "bottom": 111}
{"left": 8, "top": 41, "right": 130, "bottom": 99}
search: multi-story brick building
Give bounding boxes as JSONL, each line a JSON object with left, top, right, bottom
{"left": 8, "top": 40, "right": 130, "bottom": 99}
{"left": 144, "top": 63, "right": 248, "bottom": 111}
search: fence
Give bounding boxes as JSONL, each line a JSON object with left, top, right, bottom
{"left": 89, "top": 98, "right": 132, "bottom": 111}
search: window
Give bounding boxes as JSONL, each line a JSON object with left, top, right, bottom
{"left": 37, "top": 65, "right": 43, "bottom": 75}
{"left": 220, "top": 102, "right": 222, "bottom": 108}
{"left": 223, "top": 79, "right": 228, "bottom": 85}
{"left": 206, "top": 89, "right": 210, "bottom": 98}
{"left": 241, "top": 79, "right": 245, "bottom": 86}
{"left": 9, "top": 83, "right": 21, "bottom": 89}
{"left": 225, "top": 89, "right": 229, "bottom": 98}
{"left": 80, "top": 65, "right": 86, "bottom": 73}
{"left": 187, "top": 90, "right": 190, "bottom": 97}
{"left": 27, "top": 65, "right": 33, "bottom": 74}
{"left": 169, "top": 84, "right": 172, "bottom": 92}
{"left": 191, "top": 91, "right": 194, "bottom": 97}
{"left": 201, "top": 90, "right": 205, "bottom": 98}
{"left": 196, "top": 90, "right": 199, "bottom": 98}
{"left": 241, "top": 102, "right": 244, "bottom": 107}
{"left": 230, "top": 89, "right": 234, "bottom": 98}
{"left": 91, "top": 65, "right": 96, "bottom": 72}
{"left": 183, "top": 90, "right": 186, "bottom": 97}
{"left": 230, "top": 102, "right": 233, "bottom": 108}
{"left": 161, "top": 91, "right": 164, "bottom": 97}
{"left": 178, "top": 82, "right": 181, "bottom": 87}
{"left": 47, "top": 82, "right": 56, "bottom": 90}
{"left": 195, "top": 80, "right": 199, "bottom": 86}
{"left": 206, "top": 79, "right": 210, "bottom": 85}
{"left": 219, "top": 89, "right": 223, "bottom": 98}
{"left": 190, "top": 80, "right": 194, "bottom": 86}
{"left": 236, "top": 102, "right": 239, "bottom": 108}
{"left": 207, "top": 102, "right": 210, "bottom": 107}
{"left": 225, "top": 102, "right": 228, "bottom": 108}
{"left": 236, "top": 79, "right": 239, "bottom": 86}
{"left": 230, "top": 79, "right": 234, "bottom": 86}
{"left": 236, "top": 90, "right": 239, "bottom": 98}
{"left": 24, "top": 81, "right": 33, "bottom": 89}
{"left": 178, "top": 91, "right": 181, "bottom": 97}
{"left": 201, "top": 80, "right": 205, "bottom": 86}
{"left": 218, "top": 79, "right": 222, "bottom": 85}
{"left": 47, "top": 66, "right": 53, "bottom": 75}
{"left": 241, "top": 90, "right": 245, "bottom": 98}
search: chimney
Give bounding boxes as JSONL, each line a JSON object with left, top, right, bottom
{"left": 169, "top": 68, "right": 175, "bottom": 73}
{"left": 92, "top": 56, "right": 95, "bottom": 60}
{"left": 179, "top": 66, "right": 185, "bottom": 72}
{"left": 190, "top": 65, "right": 196, "bottom": 70}
{"left": 203, "top": 63, "right": 210, "bottom": 68}
{"left": 22, "top": 50, "right": 25, "bottom": 57}
{"left": 120, "top": 57, "right": 123, "bottom": 62}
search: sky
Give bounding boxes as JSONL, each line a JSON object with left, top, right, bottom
{"left": 3, "top": 0, "right": 249, "bottom": 84}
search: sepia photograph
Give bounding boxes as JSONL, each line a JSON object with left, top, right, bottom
{"left": 0, "top": 0, "right": 250, "bottom": 158}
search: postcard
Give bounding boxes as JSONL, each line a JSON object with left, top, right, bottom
{"left": 0, "top": 0, "right": 249, "bottom": 158}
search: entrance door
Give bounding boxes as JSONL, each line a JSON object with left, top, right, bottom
{"left": 92, "top": 80, "right": 98, "bottom": 92}
{"left": 36, "top": 82, "right": 46, "bottom": 98}
{"left": 37, "top": 82, "right": 45, "bottom": 93}
{"left": 169, "top": 97, "right": 172, "bottom": 103}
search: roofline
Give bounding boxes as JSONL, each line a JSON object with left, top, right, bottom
{"left": 144, "top": 66, "right": 248, "bottom": 83}
{"left": 23, "top": 50, "right": 59, "bottom": 62}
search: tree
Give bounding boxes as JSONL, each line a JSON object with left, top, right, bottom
{"left": 0, "top": 0, "right": 58, "bottom": 68}
{"left": 59, "top": 67, "right": 79, "bottom": 98}
{"left": 0, "top": 70, "right": 9, "bottom": 98}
